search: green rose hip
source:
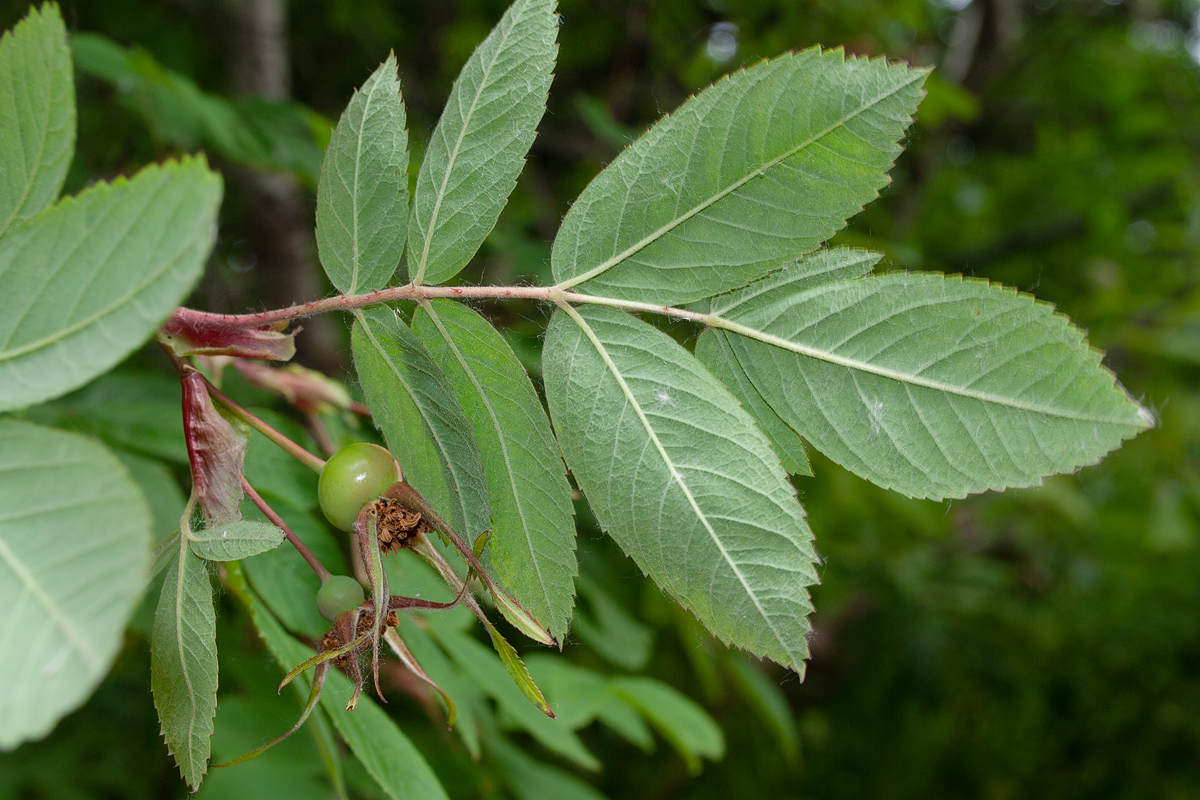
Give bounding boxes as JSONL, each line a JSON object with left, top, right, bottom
{"left": 317, "top": 575, "right": 366, "bottom": 622}
{"left": 318, "top": 442, "right": 400, "bottom": 532}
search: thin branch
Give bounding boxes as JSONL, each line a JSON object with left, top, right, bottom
{"left": 243, "top": 477, "right": 332, "bottom": 581}
{"left": 169, "top": 282, "right": 716, "bottom": 330}
{"left": 202, "top": 376, "right": 328, "bottom": 473}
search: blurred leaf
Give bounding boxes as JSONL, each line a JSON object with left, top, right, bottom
{"left": 0, "top": 420, "right": 151, "bottom": 749}
{"left": 71, "top": 32, "right": 327, "bottom": 183}
{"left": 523, "top": 655, "right": 608, "bottom": 729}
{"left": 432, "top": 625, "right": 599, "bottom": 770}
{"left": 542, "top": 306, "right": 817, "bottom": 673}
{"left": 0, "top": 3, "right": 74, "bottom": 238}
{"left": 25, "top": 370, "right": 187, "bottom": 463}
{"left": 610, "top": 677, "right": 725, "bottom": 774}
{"left": 316, "top": 54, "right": 408, "bottom": 295}
{"left": 191, "top": 520, "right": 284, "bottom": 561}
{"left": 409, "top": 0, "right": 558, "bottom": 285}
{"left": 487, "top": 732, "right": 610, "bottom": 800}
{"left": 724, "top": 656, "right": 799, "bottom": 765}
{"left": 552, "top": 49, "right": 926, "bottom": 305}
{"left": 413, "top": 300, "right": 576, "bottom": 640}
{"left": 0, "top": 156, "right": 221, "bottom": 412}
{"left": 115, "top": 450, "right": 187, "bottom": 536}
{"left": 720, "top": 273, "right": 1154, "bottom": 499}
{"left": 570, "top": 574, "right": 654, "bottom": 672}
{"left": 352, "top": 307, "right": 491, "bottom": 540}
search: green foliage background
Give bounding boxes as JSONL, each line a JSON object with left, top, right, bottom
{"left": 1, "top": 0, "right": 1198, "bottom": 797}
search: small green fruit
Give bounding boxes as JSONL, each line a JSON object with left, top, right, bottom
{"left": 318, "top": 442, "right": 400, "bottom": 532}
{"left": 317, "top": 575, "right": 366, "bottom": 622}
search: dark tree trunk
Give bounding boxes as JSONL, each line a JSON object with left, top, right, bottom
{"left": 225, "top": 0, "right": 345, "bottom": 375}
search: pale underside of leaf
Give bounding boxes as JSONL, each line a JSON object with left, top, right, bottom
{"left": 152, "top": 542, "right": 217, "bottom": 790}
{"left": 413, "top": 300, "right": 577, "bottom": 640}
{"left": 351, "top": 307, "right": 492, "bottom": 540}
{"left": 694, "top": 328, "right": 811, "bottom": 476}
{"left": 316, "top": 54, "right": 408, "bottom": 295}
{"left": 0, "top": 420, "right": 151, "bottom": 750}
{"left": 551, "top": 48, "right": 927, "bottom": 305}
{"left": 542, "top": 305, "right": 817, "bottom": 673}
{"left": 0, "top": 3, "right": 75, "bottom": 238}
{"left": 410, "top": 0, "right": 558, "bottom": 286}
{"left": 0, "top": 157, "right": 222, "bottom": 413}
{"left": 716, "top": 272, "right": 1153, "bottom": 499}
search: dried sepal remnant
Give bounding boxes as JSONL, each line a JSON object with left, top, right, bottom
{"left": 373, "top": 496, "right": 432, "bottom": 554}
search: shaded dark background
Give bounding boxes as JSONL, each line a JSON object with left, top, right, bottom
{"left": 1, "top": 0, "right": 1199, "bottom": 798}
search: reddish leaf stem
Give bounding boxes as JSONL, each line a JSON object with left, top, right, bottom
{"left": 242, "top": 478, "right": 331, "bottom": 581}
{"left": 202, "top": 376, "right": 327, "bottom": 473}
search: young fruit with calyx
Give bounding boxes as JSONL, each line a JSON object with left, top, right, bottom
{"left": 316, "top": 575, "right": 366, "bottom": 622}
{"left": 317, "top": 442, "right": 400, "bottom": 531}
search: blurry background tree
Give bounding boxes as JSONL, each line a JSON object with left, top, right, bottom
{"left": 1, "top": 0, "right": 1198, "bottom": 798}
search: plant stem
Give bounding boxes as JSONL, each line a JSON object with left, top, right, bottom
{"left": 243, "top": 477, "right": 332, "bottom": 581}
{"left": 202, "top": 376, "right": 327, "bottom": 473}
{"left": 170, "top": 283, "right": 720, "bottom": 330}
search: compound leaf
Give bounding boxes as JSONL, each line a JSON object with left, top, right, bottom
{"left": 0, "top": 420, "right": 151, "bottom": 750}
{"left": 413, "top": 300, "right": 576, "bottom": 640}
{"left": 316, "top": 54, "right": 408, "bottom": 295}
{"left": 0, "top": 156, "right": 222, "bottom": 412}
{"left": 352, "top": 307, "right": 491, "bottom": 540}
{"left": 409, "top": 0, "right": 557, "bottom": 285}
{"left": 551, "top": 48, "right": 925, "bottom": 305}
{"left": 0, "top": 3, "right": 74, "bottom": 238}
{"left": 542, "top": 305, "right": 817, "bottom": 674}
{"left": 719, "top": 272, "right": 1154, "bottom": 499}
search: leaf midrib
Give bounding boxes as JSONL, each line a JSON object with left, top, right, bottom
{"left": 0, "top": 532, "right": 99, "bottom": 671}
{"left": 420, "top": 302, "right": 554, "bottom": 615}
{"left": 561, "top": 306, "right": 798, "bottom": 665}
{"left": 712, "top": 293, "right": 1147, "bottom": 427}
{"left": 555, "top": 66, "right": 926, "bottom": 290}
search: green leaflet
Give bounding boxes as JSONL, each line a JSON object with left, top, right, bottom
{"left": 695, "top": 329, "right": 812, "bottom": 476}
{"left": 413, "top": 300, "right": 576, "bottom": 640}
{"left": 190, "top": 520, "right": 284, "bottom": 561}
{"left": 542, "top": 306, "right": 817, "bottom": 674}
{"left": 551, "top": 48, "right": 926, "bottom": 305}
{"left": 705, "top": 246, "right": 882, "bottom": 316}
{"left": 409, "top": 0, "right": 558, "bottom": 285}
{"left": 0, "top": 4, "right": 74, "bottom": 239}
{"left": 719, "top": 272, "right": 1155, "bottom": 500}
{"left": 152, "top": 543, "right": 217, "bottom": 789}
{"left": 0, "top": 157, "right": 222, "bottom": 413}
{"left": 0, "top": 420, "right": 151, "bottom": 750}
{"left": 352, "top": 307, "right": 492, "bottom": 541}
{"left": 609, "top": 677, "right": 725, "bottom": 774}
{"left": 232, "top": 571, "right": 450, "bottom": 800}
{"left": 316, "top": 55, "right": 408, "bottom": 295}
{"left": 432, "top": 625, "right": 599, "bottom": 770}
